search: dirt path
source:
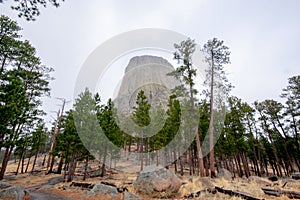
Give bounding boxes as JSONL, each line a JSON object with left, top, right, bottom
{"left": 27, "top": 176, "right": 73, "bottom": 200}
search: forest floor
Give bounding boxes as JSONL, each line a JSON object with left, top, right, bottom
{"left": 2, "top": 156, "right": 300, "bottom": 200}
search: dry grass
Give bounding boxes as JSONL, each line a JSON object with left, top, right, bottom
{"left": 3, "top": 156, "right": 300, "bottom": 200}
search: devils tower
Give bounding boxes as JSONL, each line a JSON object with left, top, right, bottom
{"left": 114, "top": 55, "right": 179, "bottom": 114}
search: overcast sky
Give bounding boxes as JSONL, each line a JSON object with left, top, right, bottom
{"left": 2, "top": 0, "right": 300, "bottom": 125}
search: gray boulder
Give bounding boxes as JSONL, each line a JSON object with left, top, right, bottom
{"left": 87, "top": 183, "right": 118, "bottom": 198}
{"left": 248, "top": 176, "right": 272, "bottom": 186}
{"left": 124, "top": 192, "right": 141, "bottom": 200}
{"left": 0, "top": 181, "right": 25, "bottom": 200}
{"left": 218, "top": 168, "right": 233, "bottom": 180}
{"left": 133, "top": 166, "right": 182, "bottom": 198}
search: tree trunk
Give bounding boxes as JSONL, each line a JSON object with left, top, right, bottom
{"left": 42, "top": 154, "right": 46, "bottom": 166}
{"left": 140, "top": 136, "right": 144, "bottom": 171}
{"left": 31, "top": 149, "right": 39, "bottom": 173}
{"left": 25, "top": 156, "right": 31, "bottom": 173}
{"left": 240, "top": 152, "right": 250, "bottom": 177}
{"left": 15, "top": 155, "right": 22, "bottom": 175}
{"left": 195, "top": 128, "right": 205, "bottom": 176}
{"left": 57, "top": 156, "right": 64, "bottom": 174}
{"left": 272, "top": 120, "right": 293, "bottom": 175}
{"left": 21, "top": 151, "right": 26, "bottom": 174}
{"left": 0, "top": 146, "right": 13, "bottom": 180}
{"left": 63, "top": 161, "right": 69, "bottom": 182}
{"left": 67, "top": 154, "right": 76, "bottom": 182}
{"left": 208, "top": 51, "right": 216, "bottom": 178}
{"left": 180, "top": 156, "right": 184, "bottom": 176}
{"left": 101, "top": 146, "right": 107, "bottom": 177}
{"left": 235, "top": 153, "right": 243, "bottom": 177}
{"left": 83, "top": 153, "right": 89, "bottom": 181}
{"left": 48, "top": 154, "right": 56, "bottom": 173}
{"left": 0, "top": 54, "right": 7, "bottom": 74}
{"left": 205, "top": 156, "right": 210, "bottom": 177}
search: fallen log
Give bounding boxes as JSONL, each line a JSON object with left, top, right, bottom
{"left": 184, "top": 188, "right": 216, "bottom": 199}
{"left": 70, "top": 181, "right": 128, "bottom": 193}
{"left": 100, "top": 181, "right": 128, "bottom": 193}
{"left": 262, "top": 188, "right": 300, "bottom": 199}
{"left": 215, "top": 186, "right": 263, "bottom": 200}
{"left": 292, "top": 173, "right": 300, "bottom": 180}
{"left": 100, "top": 181, "right": 117, "bottom": 187}
{"left": 70, "top": 182, "right": 95, "bottom": 189}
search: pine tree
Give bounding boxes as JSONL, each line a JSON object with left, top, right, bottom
{"left": 202, "top": 38, "right": 232, "bottom": 177}
{"left": 168, "top": 38, "right": 205, "bottom": 176}
{"left": 131, "top": 90, "right": 151, "bottom": 170}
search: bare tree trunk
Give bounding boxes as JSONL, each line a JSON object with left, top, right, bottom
{"left": 101, "top": 145, "right": 107, "bottom": 177}
{"left": 179, "top": 156, "right": 184, "bottom": 176}
{"left": 25, "top": 156, "right": 31, "bottom": 173}
{"left": 0, "top": 146, "right": 13, "bottom": 180}
{"left": 16, "top": 155, "right": 22, "bottom": 175}
{"left": 0, "top": 54, "right": 7, "bottom": 74}
{"left": 42, "top": 154, "right": 46, "bottom": 166}
{"left": 83, "top": 153, "right": 89, "bottom": 181}
{"left": 195, "top": 128, "right": 205, "bottom": 176}
{"left": 47, "top": 100, "right": 66, "bottom": 173}
{"left": 31, "top": 149, "right": 39, "bottom": 173}
{"left": 48, "top": 155, "right": 56, "bottom": 173}
{"left": 234, "top": 154, "right": 243, "bottom": 177}
{"left": 67, "top": 154, "right": 76, "bottom": 182}
{"left": 208, "top": 53, "right": 216, "bottom": 178}
{"left": 140, "top": 136, "right": 144, "bottom": 171}
{"left": 205, "top": 156, "right": 210, "bottom": 177}
{"left": 240, "top": 152, "right": 250, "bottom": 177}
{"left": 21, "top": 151, "right": 26, "bottom": 174}
{"left": 56, "top": 156, "right": 64, "bottom": 174}
{"left": 63, "top": 161, "right": 69, "bottom": 182}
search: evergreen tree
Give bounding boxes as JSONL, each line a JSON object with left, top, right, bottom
{"left": 168, "top": 38, "right": 204, "bottom": 176}
{"left": 54, "top": 110, "right": 89, "bottom": 182}
{"left": 202, "top": 38, "right": 232, "bottom": 177}
{"left": 0, "top": 16, "right": 52, "bottom": 180}
{"left": 131, "top": 90, "right": 151, "bottom": 170}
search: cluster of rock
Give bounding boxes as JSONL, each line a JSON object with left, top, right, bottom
{"left": 87, "top": 182, "right": 140, "bottom": 200}
{"left": 84, "top": 167, "right": 300, "bottom": 199}
{"left": 0, "top": 181, "right": 26, "bottom": 200}
{"left": 86, "top": 166, "right": 182, "bottom": 199}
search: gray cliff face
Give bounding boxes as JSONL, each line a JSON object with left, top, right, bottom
{"left": 114, "top": 55, "right": 179, "bottom": 114}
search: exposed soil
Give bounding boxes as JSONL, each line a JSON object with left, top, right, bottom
{"left": 3, "top": 156, "right": 300, "bottom": 200}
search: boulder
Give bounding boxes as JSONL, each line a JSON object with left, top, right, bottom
{"left": 217, "top": 168, "right": 233, "bottom": 180}
{"left": 133, "top": 166, "right": 182, "bottom": 198}
{"left": 87, "top": 183, "right": 118, "bottom": 198}
{"left": 124, "top": 192, "right": 141, "bottom": 200}
{"left": 268, "top": 175, "right": 278, "bottom": 182}
{"left": 0, "top": 181, "right": 25, "bottom": 200}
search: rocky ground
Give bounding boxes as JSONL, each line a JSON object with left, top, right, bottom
{"left": 1, "top": 157, "right": 300, "bottom": 200}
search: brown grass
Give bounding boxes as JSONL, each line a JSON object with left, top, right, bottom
{"left": 3, "top": 156, "right": 300, "bottom": 200}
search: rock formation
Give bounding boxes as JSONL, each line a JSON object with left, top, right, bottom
{"left": 114, "top": 55, "right": 179, "bottom": 114}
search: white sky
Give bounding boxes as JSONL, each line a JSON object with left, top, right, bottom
{"left": 1, "top": 0, "right": 300, "bottom": 126}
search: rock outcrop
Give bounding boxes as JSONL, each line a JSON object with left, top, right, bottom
{"left": 114, "top": 55, "right": 179, "bottom": 114}
{"left": 0, "top": 181, "right": 25, "bottom": 200}
{"left": 217, "top": 168, "right": 233, "bottom": 180}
